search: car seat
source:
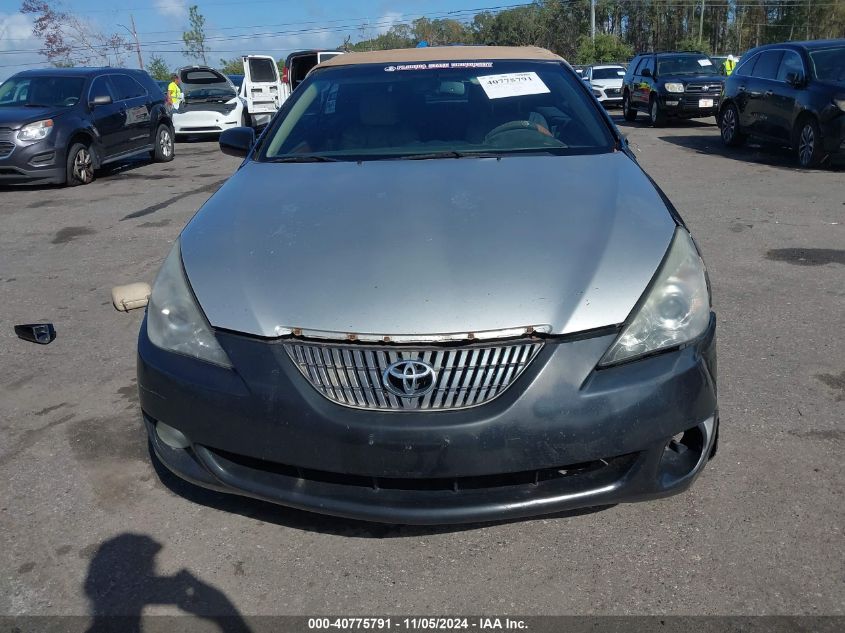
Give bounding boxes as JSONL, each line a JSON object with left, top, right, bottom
{"left": 340, "top": 92, "right": 418, "bottom": 150}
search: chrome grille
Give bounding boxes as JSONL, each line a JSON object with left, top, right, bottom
{"left": 685, "top": 83, "right": 722, "bottom": 94}
{"left": 285, "top": 340, "right": 544, "bottom": 410}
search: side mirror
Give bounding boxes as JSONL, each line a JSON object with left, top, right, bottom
{"left": 642, "top": 68, "right": 652, "bottom": 78}
{"left": 582, "top": 75, "right": 590, "bottom": 82}
{"left": 785, "top": 72, "right": 804, "bottom": 87}
{"left": 219, "top": 126, "right": 255, "bottom": 158}
{"left": 89, "top": 94, "right": 112, "bottom": 107}
{"left": 15, "top": 323, "right": 56, "bottom": 345}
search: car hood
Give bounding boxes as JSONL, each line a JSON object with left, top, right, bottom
{"left": 593, "top": 78, "right": 623, "bottom": 89}
{"left": 0, "top": 106, "right": 66, "bottom": 129}
{"left": 180, "top": 152, "right": 676, "bottom": 338}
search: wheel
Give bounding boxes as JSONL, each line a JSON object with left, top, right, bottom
{"left": 719, "top": 103, "right": 746, "bottom": 147}
{"left": 151, "top": 124, "right": 175, "bottom": 162}
{"left": 795, "top": 117, "right": 824, "bottom": 168}
{"left": 66, "top": 142, "right": 94, "bottom": 186}
{"left": 622, "top": 92, "right": 637, "bottom": 121}
{"left": 649, "top": 96, "right": 666, "bottom": 127}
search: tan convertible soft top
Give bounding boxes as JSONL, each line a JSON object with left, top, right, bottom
{"left": 317, "top": 46, "right": 563, "bottom": 69}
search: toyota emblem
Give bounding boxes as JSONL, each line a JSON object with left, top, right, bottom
{"left": 383, "top": 359, "right": 437, "bottom": 398}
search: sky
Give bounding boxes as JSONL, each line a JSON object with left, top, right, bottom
{"left": 0, "top": 0, "right": 521, "bottom": 80}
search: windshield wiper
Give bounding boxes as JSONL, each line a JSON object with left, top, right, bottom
{"left": 401, "top": 151, "right": 503, "bottom": 160}
{"left": 25, "top": 103, "right": 53, "bottom": 107}
{"left": 266, "top": 155, "right": 340, "bottom": 163}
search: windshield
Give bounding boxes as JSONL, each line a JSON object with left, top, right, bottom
{"left": 657, "top": 55, "right": 719, "bottom": 76}
{"left": 810, "top": 46, "right": 845, "bottom": 82}
{"left": 259, "top": 60, "right": 614, "bottom": 162}
{"left": 592, "top": 67, "right": 625, "bottom": 80}
{"left": 0, "top": 76, "right": 85, "bottom": 108}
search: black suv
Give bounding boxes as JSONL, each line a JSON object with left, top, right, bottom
{"left": 622, "top": 52, "right": 724, "bottom": 126}
{"left": 719, "top": 39, "right": 845, "bottom": 168}
{"left": 0, "top": 67, "right": 174, "bottom": 186}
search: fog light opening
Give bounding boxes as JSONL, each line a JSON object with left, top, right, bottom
{"left": 156, "top": 421, "right": 190, "bottom": 449}
{"left": 659, "top": 424, "right": 707, "bottom": 483}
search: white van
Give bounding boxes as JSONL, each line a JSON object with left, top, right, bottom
{"left": 239, "top": 55, "right": 283, "bottom": 127}
{"left": 281, "top": 50, "right": 345, "bottom": 102}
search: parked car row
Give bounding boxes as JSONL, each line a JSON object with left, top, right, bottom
{"left": 0, "top": 51, "right": 345, "bottom": 185}
{"left": 609, "top": 41, "right": 843, "bottom": 168}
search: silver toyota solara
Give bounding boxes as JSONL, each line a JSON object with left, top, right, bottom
{"left": 138, "top": 46, "right": 718, "bottom": 524}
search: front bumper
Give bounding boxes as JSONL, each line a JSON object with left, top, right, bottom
{"left": 138, "top": 315, "right": 718, "bottom": 524}
{"left": 0, "top": 136, "right": 65, "bottom": 184}
{"left": 661, "top": 94, "right": 721, "bottom": 118}
{"left": 173, "top": 109, "right": 241, "bottom": 135}
{"left": 595, "top": 88, "right": 623, "bottom": 105}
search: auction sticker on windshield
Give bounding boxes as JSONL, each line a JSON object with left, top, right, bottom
{"left": 478, "top": 72, "right": 550, "bottom": 99}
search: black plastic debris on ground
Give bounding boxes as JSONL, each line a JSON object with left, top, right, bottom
{"left": 14, "top": 323, "right": 56, "bottom": 345}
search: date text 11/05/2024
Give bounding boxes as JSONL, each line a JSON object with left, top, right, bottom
{"left": 308, "top": 618, "right": 528, "bottom": 630}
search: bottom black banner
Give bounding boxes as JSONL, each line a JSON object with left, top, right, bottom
{"left": 1, "top": 616, "right": 843, "bottom": 633}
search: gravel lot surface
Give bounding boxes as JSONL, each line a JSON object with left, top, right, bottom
{"left": 1, "top": 118, "right": 843, "bottom": 619}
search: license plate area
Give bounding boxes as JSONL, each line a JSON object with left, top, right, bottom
{"left": 699, "top": 98, "right": 714, "bottom": 108}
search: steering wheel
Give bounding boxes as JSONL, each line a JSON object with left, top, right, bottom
{"left": 62, "top": 97, "right": 79, "bottom": 107}
{"left": 484, "top": 120, "right": 552, "bottom": 143}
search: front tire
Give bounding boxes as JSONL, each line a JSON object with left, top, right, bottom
{"left": 719, "top": 103, "right": 745, "bottom": 147}
{"left": 151, "top": 124, "right": 175, "bottom": 162}
{"left": 795, "top": 117, "right": 824, "bottom": 168}
{"left": 66, "top": 142, "right": 94, "bottom": 187}
{"left": 622, "top": 92, "right": 637, "bottom": 121}
{"left": 649, "top": 96, "right": 666, "bottom": 127}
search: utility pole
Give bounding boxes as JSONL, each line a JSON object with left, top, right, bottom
{"left": 130, "top": 15, "right": 143, "bottom": 70}
{"left": 119, "top": 15, "right": 144, "bottom": 70}
{"left": 699, "top": 0, "right": 705, "bottom": 45}
{"left": 591, "top": 0, "right": 596, "bottom": 41}
{"left": 806, "top": 0, "right": 811, "bottom": 39}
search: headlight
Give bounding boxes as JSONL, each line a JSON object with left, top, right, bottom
{"left": 147, "top": 240, "right": 232, "bottom": 368}
{"left": 664, "top": 82, "right": 685, "bottom": 93}
{"left": 592, "top": 89, "right": 602, "bottom": 97}
{"left": 834, "top": 96, "right": 845, "bottom": 112}
{"left": 600, "top": 228, "right": 710, "bottom": 366}
{"left": 18, "top": 119, "right": 54, "bottom": 141}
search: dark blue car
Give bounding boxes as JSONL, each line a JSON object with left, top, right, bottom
{"left": 0, "top": 67, "right": 174, "bottom": 185}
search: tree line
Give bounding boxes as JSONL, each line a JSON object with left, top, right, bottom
{"left": 17, "top": 0, "right": 845, "bottom": 78}
{"left": 345, "top": 0, "right": 844, "bottom": 63}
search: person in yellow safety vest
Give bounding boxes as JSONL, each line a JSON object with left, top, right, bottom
{"left": 724, "top": 54, "right": 737, "bottom": 75}
{"left": 167, "top": 74, "right": 183, "bottom": 110}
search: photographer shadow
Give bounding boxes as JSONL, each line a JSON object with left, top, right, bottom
{"left": 84, "top": 533, "right": 252, "bottom": 633}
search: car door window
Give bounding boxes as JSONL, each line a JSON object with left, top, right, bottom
{"left": 89, "top": 75, "right": 115, "bottom": 101}
{"left": 734, "top": 54, "right": 757, "bottom": 77}
{"left": 631, "top": 57, "right": 645, "bottom": 75}
{"left": 642, "top": 57, "right": 655, "bottom": 77}
{"left": 111, "top": 74, "right": 146, "bottom": 101}
{"left": 246, "top": 58, "right": 277, "bottom": 83}
{"left": 776, "top": 51, "right": 803, "bottom": 82}
{"left": 752, "top": 51, "right": 783, "bottom": 80}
